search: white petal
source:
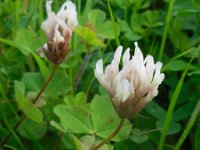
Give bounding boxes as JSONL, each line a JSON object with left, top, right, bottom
{"left": 131, "top": 57, "right": 148, "bottom": 91}
{"left": 57, "top": 1, "right": 78, "bottom": 30}
{"left": 123, "top": 48, "right": 130, "bottom": 65}
{"left": 112, "top": 45, "right": 123, "bottom": 66}
{"left": 95, "top": 59, "right": 104, "bottom": 79}
{"left": 53, "top": 24, "right": 65, "bottom": 43}
{"left": 112, "top": 72, "right": 122, "bottom": 91}
{"left": 94, "top": 60, "right": 114, "bottom": 96}
{"left": 104, "top": 64, "right": 114, "bottom": 82}
{"left": 121, "top": 62, "right": 131, "bottom": 79}
{"left": 152, "top": 62, "right": 164, "bottom": 85}
{"left": 144, "top": 55, "right": 155, "bottom": 83}
{"left": 145, "top": 88, "right": 158, "bottom": 102}
{"left": 42, "top": 16, "right": 57, "bottom": 37}
{"left": 66, "top": 1, "right": 78, "bottom": 30}
{"left": 114, "top": 79, "right": 133, "bottom": 102}
{"left": 46, "top": 1, "right": 53, "bottom": 16}
{"left": 57, "top": 1, "right": 68, "bottom": 20}
{"left": 134, "top": 42, "right": 144, "bottom": 62}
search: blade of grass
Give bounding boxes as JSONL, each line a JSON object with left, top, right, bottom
{"left": 0, "top": 108, "right": 25, "bottom": 150}
{"left": 83, "top": 0, "right": 93, "bottom": 16}
{"left": 157, "top": 56, "right": 194, "bottom": 150}
{"left": 0, "top": 89, "right": 43, "bottom": 149}
{"left": 106, "top": 0, "right": 120, "bottom": 45}
{"left": 4, "top": 145, "right": 18, "bottom": 150}
{"left": 162, "top": 47, "right": 193, "bottom": 72}
{"left": 158, "top": 0, "right": 175, "bottom": 61}
{"left": 14, "top": 0, "right": 20, "bottom": 37}
{"left": 77, "top": 0, "right": 81, "bottom": 13}
{"left": 173, "top": 100, "right": 200, "bottom": 150}
{"left": 0, "top": 85, "right": 20, "bottom": 120}
{"left": 39, "top": 0, "right": 44, "bottom": 35}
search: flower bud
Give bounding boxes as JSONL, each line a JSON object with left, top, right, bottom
{"left": 94, "top": 42, "right": 165, "bottom": 119}
{"left": 38, "top": 0, "right": 78, "bottom": 64}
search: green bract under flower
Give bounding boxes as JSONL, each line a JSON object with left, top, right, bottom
{"left": 95, "top": 42, "right": 165, "bottom": 118}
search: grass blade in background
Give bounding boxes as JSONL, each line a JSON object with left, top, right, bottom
{"left": 173, "top": 100, "right": 200, "bottom": 150}
{"left": 158, "top": 0, "right": 175, "bottom": 60}
{"left": 106, "top": 0, "right": 120, "bottom": 45}
{"left": 157, "top": 57, "right": 194, "bottom": 150}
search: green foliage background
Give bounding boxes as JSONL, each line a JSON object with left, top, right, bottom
{"left": 0, "top": 0, "right": 200, "bottom": 149}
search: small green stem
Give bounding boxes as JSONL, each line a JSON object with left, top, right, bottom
{"left": 0, "top": 64, "right": 59, "bottom": 148}
{"left": 158, "top": 0, "right": 175, "bottom": 61}
{"left": 91, "top": 118, "right": 125, "bottom": 150}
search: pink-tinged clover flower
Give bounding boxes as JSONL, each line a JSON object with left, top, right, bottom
{"left": 95, "top": 42, "right": 165, "bottom": 118}
{"left": 38, "top": 0, "right": 78, "bottom": 64}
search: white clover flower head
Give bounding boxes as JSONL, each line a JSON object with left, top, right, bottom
{"left": 94, "top": 42, "right": 165, "bottom": 118}
{"left": 38, "top": 0, "right": 78, "bottom": 64}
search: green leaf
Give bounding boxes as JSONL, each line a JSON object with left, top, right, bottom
{"left": 91, "top": 95, "right": 132, "bottom": 142}
{"left": 61, "top": 134, "right": 76, "bottom": 149}
{"left": 97, "top": 21, "right": 120, "bottom": 39}
{"left": 14, "top": 81, "right": 27, "bottom": 107}
{"left": 22, "top": 73, "right": 44, "bottom": 93}
{"left": 32, "top": 53, "right": 50, "bottom": 78}
{"left": 75, "top": 26, "right": 105, "bottom": 47}
{"left": 70, "top": 134, "right": 83, "bottom": 150}
{"left": 119, "top": 20, "right": 142, "bottom": 41}
{"left": 18, "top": 119, "right": 47, "bottom": 140}
{"left": 169, "top": 27, "right": 190, "bottom": 50}
{"left": 124, "top": 31, "right": 142, "bottom": 41}
{"left": 172, "top": 101, "right": 196, "bottom": 121}
{"left": 53, "top": 105, "right": 93, "bottom": 134}
{"left": 45, "top": 71, "right": 70, "bottom": 96}
{"left": 50, "top": 120, "right": 66, "bottom": 133}
{"left": 88, "top": 9, "right": 120, "bottom": 39}
{"left": 88, "top": 9, "right": 106, "bottom": 27}
{"left": 22, "top": 105, "right": 44, "bottom": 123}
{"left": 130, "top": 13, "right": 144, "bottom": 33}
{"left": 0, "top": 37, "right": 31, "bottom": 55}
{"left": 14, "top": 81, "right": 43, "bottom": 123}
{"left": 164, "top": 60, "right": 197, "bottom": 71}
{"left": 156, "top": 121, "right": 181, "bottom": 135}
{"left": 15, "top": 29, "right": 46, "bottom": 54}
{"left": 145, "top": 101, "right": 166, "bottom": 120}
{"left": 142, "top": 10, "right": 163, "bottom": 27}
{"left": 64, "top": 92, "right": 87, "bottom": 106}
{"left": 22, "top": 71, "right": 70, "bottom": 97}
{"left": 130, "top": 129, "right": 149, "bottom": 144}
{"left": 0, "top": 29, "right": 45, "bottom": 55}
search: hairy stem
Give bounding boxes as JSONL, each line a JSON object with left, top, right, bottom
{"left": 0, "top": 64, "right": 59, "bottom": 148}
{"left": 91, "top": 118, "right": 125, "bottom": 150}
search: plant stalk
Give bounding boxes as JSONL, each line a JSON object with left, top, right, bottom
{"left": 91, "top": 118, "right": 125, "bottom": 150}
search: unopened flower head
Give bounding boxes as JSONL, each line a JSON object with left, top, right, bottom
{"left": 38, "top": 0, "right": 78, "bottom": 64}
{"left": 95, "top": 42, "right": 165, "bottom": 119}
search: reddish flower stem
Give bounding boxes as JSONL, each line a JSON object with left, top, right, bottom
{"left": 91, "top": 118, "right": 125, "bottom": 150}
